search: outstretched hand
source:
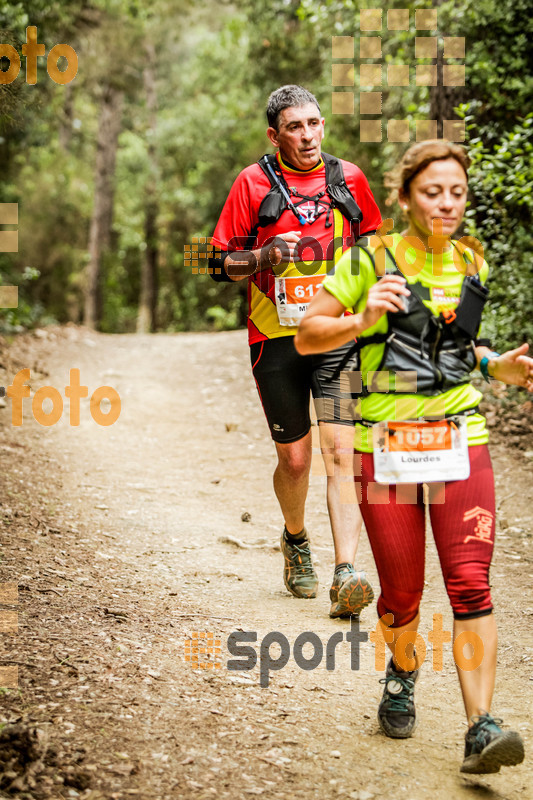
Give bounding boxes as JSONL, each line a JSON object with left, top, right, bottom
{"left": 492, "top": 343, "right": 533, "bottom": 392}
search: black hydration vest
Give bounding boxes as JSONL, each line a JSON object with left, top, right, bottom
{"left": 209, "top": 152, "right": 371, "bottom": 282}
{"left": 350, "top": 243, "right": 489, "bottom": 397}
{"left": 254, "top": 151, "right": 364, "bottom": 235}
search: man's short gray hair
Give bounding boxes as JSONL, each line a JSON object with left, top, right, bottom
{"left": 266, "top": 85, "right": 321, "bottom": 130}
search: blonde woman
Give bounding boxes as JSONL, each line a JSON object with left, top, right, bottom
{"left": 295, "top": 140, "right": 531, "bottom": 773}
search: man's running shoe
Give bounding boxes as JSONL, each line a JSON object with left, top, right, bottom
{"left": 460, "top": 713, "right": 525, "bottom": 774}
{"left": 377, "top": 656, "right": 418, "bottom": 739}
{"left": 280, "top": 528, "right": 318, "bottom": 599}
{"left": 329, "top": 565, "right": 374, "bottom": 618}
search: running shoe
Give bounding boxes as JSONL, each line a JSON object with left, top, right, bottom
{"left": 280, "top": 528, "right": 318, "bottom": 599}
{"left": 329, "top": 566, "right": 374, "bottom": 618}
{"left": 460, "top": 713, "right": 525, "bottom": 774}
{"left": 377, "top": 656, "right": 418, "bottom": 739}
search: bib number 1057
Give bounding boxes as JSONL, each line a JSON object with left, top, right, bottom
{"left": 372, "top": 417, "right": 470, "bottom": 484}
{"left": 388, "top": 423, "right": 451, "bottom": 451}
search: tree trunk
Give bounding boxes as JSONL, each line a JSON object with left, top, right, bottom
{"left": 84, "top": 85, "right": 124, "bottom": 329}
{"left": 59, "top": 84, "right": 74, "bottom": 151}
{"left": 137, "top": 41, "right": 159, "bottom": 334}
{"left": 429, "top": 0, "right": 467, "bottom": 138}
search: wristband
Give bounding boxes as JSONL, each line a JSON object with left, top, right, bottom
{"left": 480, "top": 352, "right": 500, "bottom": 383}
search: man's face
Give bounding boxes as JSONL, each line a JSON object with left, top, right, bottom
{"left": 267, "top": 103, "right": 325, "bottom": 170}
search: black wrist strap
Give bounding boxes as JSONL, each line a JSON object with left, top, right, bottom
{"left": 208, "top": 250, "right": 232, "bottom": 283}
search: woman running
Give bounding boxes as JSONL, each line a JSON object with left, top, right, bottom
{"left": 295, "top": 140, "right": 532, "bottom": 774}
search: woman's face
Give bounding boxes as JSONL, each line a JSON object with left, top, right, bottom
{"left": 400, "top": 157, "right": 468, "bottom": 239}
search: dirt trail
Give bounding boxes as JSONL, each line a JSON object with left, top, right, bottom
{"left": 1, "top": 327, "right": 532, "bottom": 800}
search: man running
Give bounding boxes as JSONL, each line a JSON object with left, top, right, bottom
{"left": 210, "top": 85, "right": 381, "bottom": 617}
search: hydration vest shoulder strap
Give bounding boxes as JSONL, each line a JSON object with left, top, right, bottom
{"left": 255, "top": 152, "right": 364, "bottom": 232}
{"left": 366, "top": 242, "right": 488, "bottom": 343}
{"left": 256, "top": 154, "right": 306, "bottom": 229}
{"left": 327, "top": 240, "right": 390, "bottom": 381}
{"left": 258, "top": 153, "right": 289, "bottom": 189}
{"left": 322, "top": 152, "right": 363, "bottom": 228}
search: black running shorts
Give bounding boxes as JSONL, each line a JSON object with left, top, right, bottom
{"left": 250, "top": 336, "right": 361, "bottom": 443}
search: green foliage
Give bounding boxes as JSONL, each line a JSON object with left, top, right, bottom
{"left": 235, "top": 0, "right": 328, "bottom": 90}
{"left": 1, "top": 0, "right": 532, "bottom": 343}
{"left": 438, "top": 0, "right": 533, "bottom": 130}
{"left": 0, "top": 265, "right": 45, "bottom": 332}
{"left": 463, "top": 111, "right": 533, "bottom": 350}
{"left": 206, "top": 299, "right": 242, "bottom": 331}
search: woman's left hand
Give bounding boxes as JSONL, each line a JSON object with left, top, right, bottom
{"left": 491, "top": 343, "right": 533, "bottom": 391}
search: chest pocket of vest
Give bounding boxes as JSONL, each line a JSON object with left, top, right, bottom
{"left": 377, "top": 330, "right": 476, "bottom": 396}
{"left": 378, "top": 330, "right": 440, "bottom": 395}
{"left": 437, "top": 342, "right": 476, "bottom": 392}
{"left": 376, "top": 262, "right": 479, "bottom": 395}
{"left": 258, "top": 185, "right": 286, "bottom": 228}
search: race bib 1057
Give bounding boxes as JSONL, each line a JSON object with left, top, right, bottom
{"left": 372, "top": 417, "right": 470, "bottom": 484}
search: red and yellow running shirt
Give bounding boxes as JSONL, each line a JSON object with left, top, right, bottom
{"left": 211, "top": 153, "right": 382, "bottom": 344}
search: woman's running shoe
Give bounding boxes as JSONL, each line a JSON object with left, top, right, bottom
{"left": 377, "top": 657, "right": 419, "bottom": 739}
{"left": 461, "top": 713, "right": 525, "bottom": 774}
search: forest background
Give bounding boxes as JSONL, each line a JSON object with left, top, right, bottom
{"left": 0, "top": 0, "right": 532, "bottom": 351}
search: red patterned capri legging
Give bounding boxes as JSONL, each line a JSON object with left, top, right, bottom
{"left": 356, "top": 444, "right": 495, "bottom": 626}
